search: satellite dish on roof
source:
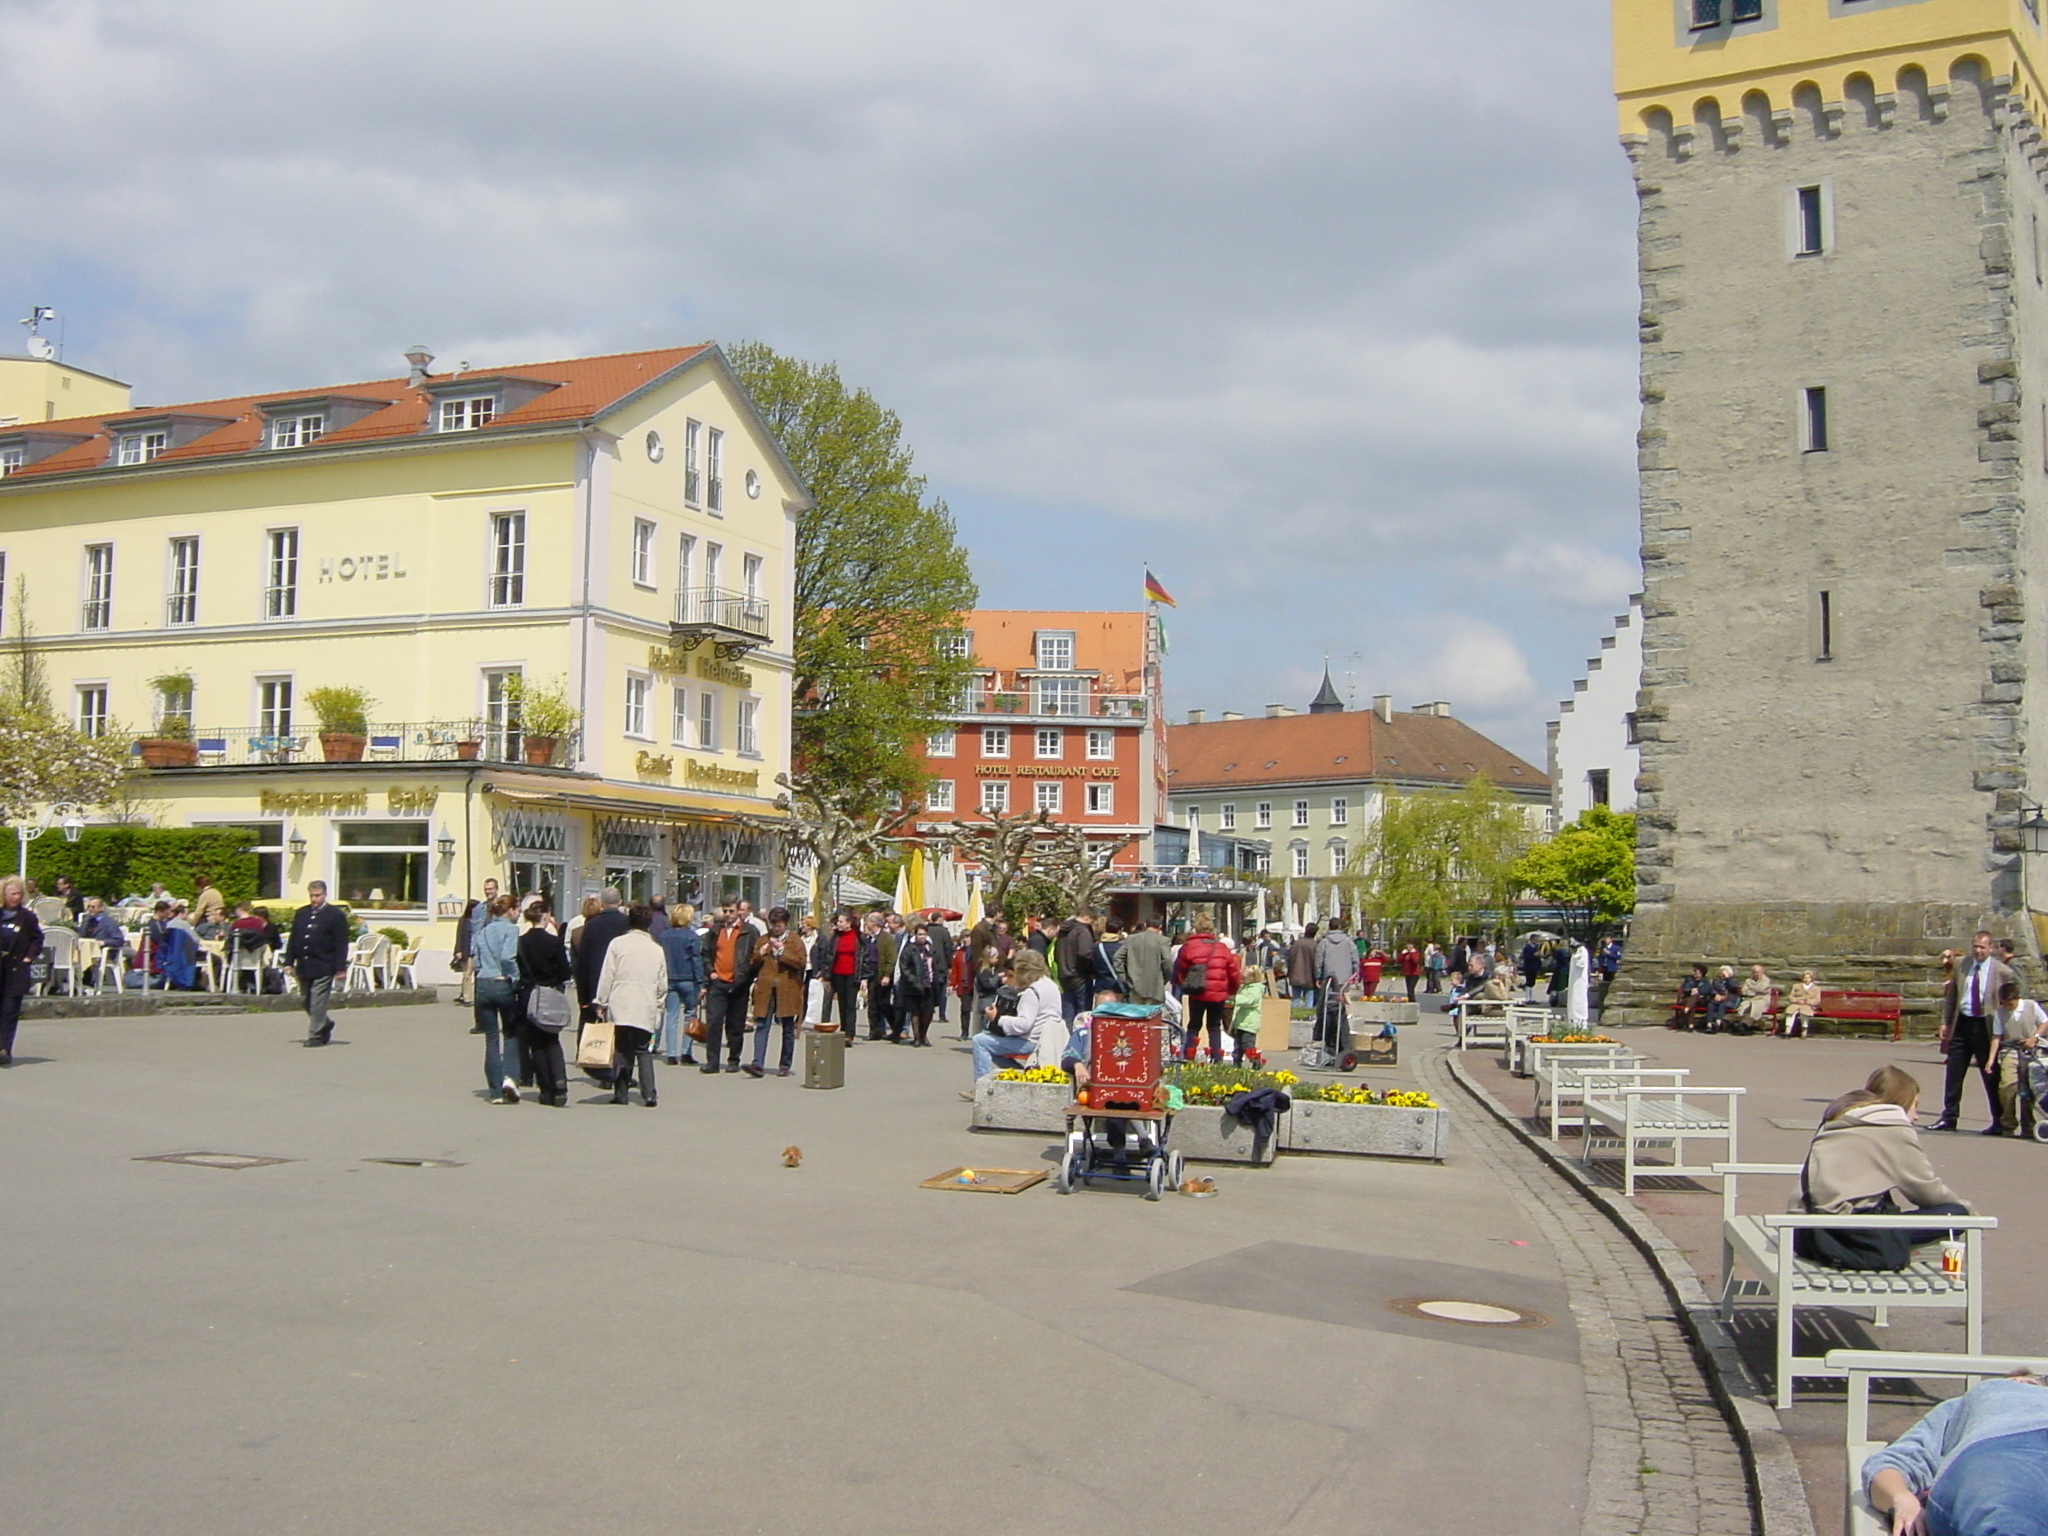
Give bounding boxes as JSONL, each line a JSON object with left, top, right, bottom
{"left": 26, "top": 336, "right": 53, "bottom": 360}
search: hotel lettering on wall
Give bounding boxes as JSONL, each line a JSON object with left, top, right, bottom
{"left": 318, "top": 554, "right": 409, "bottom": 582}
{"left": 647, "top": 645, "right": 753, "bottom": 689}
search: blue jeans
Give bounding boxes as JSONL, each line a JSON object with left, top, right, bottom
{"left": 474, "top": 977, "right": 520, "bottom": 1089}
{"left": 750, "top": 1014, "right": 797, "bottom": 1072}
{"left": 662, "top": 982, "right": 700, "bottom": 1059}
{"left": 1927, "top": 1428, "right": 2048, "bottom": 1536}
{"left": 1061, "top": 977, "right": 1092, "bottom": 1024}
{"left": 971, "top": 1029, "right": 1034, "bottom": 1079}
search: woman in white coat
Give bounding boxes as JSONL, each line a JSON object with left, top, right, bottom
{"left": 594, "top": 904, "right": 666, "bottom": 1107}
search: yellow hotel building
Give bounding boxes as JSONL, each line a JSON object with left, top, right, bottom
{"left": 0, "top": 343, "right": 805, "bottom": 975}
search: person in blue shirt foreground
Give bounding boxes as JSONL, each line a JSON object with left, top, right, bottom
{"left": 1865, "top": 1372, "right": 2048, "bottom": 1535}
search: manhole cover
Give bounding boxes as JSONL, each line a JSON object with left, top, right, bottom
{"left": 135, "top": 1152, "right": 296, "bottom": 1171}
{"left": 1385, "top": 1296, "right": 1550, "bottom": 1329}
{"left": 364, "top": 1158, "right": 464, "bottom": 1169}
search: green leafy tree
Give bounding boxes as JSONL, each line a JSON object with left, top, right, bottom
{"left": 0, "top": 578, "right": 131, "bottom": 827}
{"left": 1352, "top": 776, "right": 1537, "bottom": 940}
{"left": 728, "top": 342, "right": 978, "bottom": 812}
{"left": 1510, "top": 805, "right": 1637, "bottom": 940}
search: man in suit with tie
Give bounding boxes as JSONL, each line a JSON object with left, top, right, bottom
{"left": 1933, "top": 930, "right": 2016, "bottom": 1133}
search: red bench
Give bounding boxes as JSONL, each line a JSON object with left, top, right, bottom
{"left": 1671, "top": 984, "right": 1903, "bottom": 1039}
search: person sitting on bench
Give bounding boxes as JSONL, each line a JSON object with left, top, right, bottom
{"left": 1865, "top": 1371, "right": 2048, "bottom": 1536}
{"left": 1797, "top": 1066, "right": 1971, "bottom": 1269}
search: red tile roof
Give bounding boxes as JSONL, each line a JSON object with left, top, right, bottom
{"left": 1166, "top": 710, "right": 1547, "bottom": 794}
{"left": 0, "top": 345, "right": 712, "bottom": 480}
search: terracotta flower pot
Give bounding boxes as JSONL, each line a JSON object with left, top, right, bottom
{"left": 320, "top": 731, "right": 367, "bottom": 762}
{"left": 522, "top": 734, "right": 559, "bottom": 767}
{"left": 138, "top": 738, "right": 199, "bottom": 768}
{"left": 454, "top": 740, "right": 482, "bottom": 761}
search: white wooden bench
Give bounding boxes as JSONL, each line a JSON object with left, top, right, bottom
{"left": 1714, "top": 1165, "right": 1997, "bottom": 1408}
{"left": 1826, "top": 1349, "right": 2047, "bottom": 1536}
{"left": 1500, "top": 1006, "right": 1564, "bottom": 1074}
{"left": 1451, "top": 997, "right": 1510, "bottom": 1049}
{"left": 1578, "top": 1073, "right": 1743, "bottom": 1197}
{"left": 1533, "top": 1053, "right": 1665, "bottom": 1141}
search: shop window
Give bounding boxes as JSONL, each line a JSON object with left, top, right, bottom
{"left": 335, "top": 820, "right": 428, "bottom": 910}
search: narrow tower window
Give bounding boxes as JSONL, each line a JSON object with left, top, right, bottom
{"left": 1817, "top": 590, "right": 1834, "bottom": 662}
{"left": 1802, "top": 387, "right": 1829, "bottom": 453}
{"left": 1795, "top": 187, "right": 1824, "bottom": 255}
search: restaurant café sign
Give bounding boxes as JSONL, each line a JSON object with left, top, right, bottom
{"left": 259, "top": 786, "right": 440, "bottom": 815}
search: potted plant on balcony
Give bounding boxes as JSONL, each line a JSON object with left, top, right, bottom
{"left": 305, "top": 685, "right": 374, "bottom": 763}
{"left": 513, "top": 676, "right": 579, "bottom": 767}
{"left": 137, "top": 673, "right": 199, "bottom": 768}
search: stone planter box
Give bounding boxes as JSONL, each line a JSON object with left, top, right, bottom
{"left": 1280, "top": 1098, "right": 1450, "bottom": 1161}
{"left": 1169, "top": 1106, "right": 1279, "bottom": 1164}
{"left": 1353, "top": 999, "right": 1419, "bottom": 1027}
{"left": 970, "top": 1078, "right": 1070, "bottom": 1133}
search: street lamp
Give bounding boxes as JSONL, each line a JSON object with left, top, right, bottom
{"left": 288, "top": 829, "right": 308, "bottom": 858}
{"left": 2021, "top": 799, "right": 2048, "bottom": 856}
{"left": 16, "top": 811, "right": 86, "bottom": 878}
{"left": 436, "top": 829, "right": 457, "bottom": 859}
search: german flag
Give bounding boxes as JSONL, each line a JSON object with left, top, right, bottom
{"left": 1143, "top": 569, "right": 1176, "bottom": 607}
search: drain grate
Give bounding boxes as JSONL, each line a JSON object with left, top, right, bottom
{"left": 364, "top": 1157, "right": 464, "bottom": 1169}
{"left": 135, "top": 1152, "right": 296, "bottom": 1171}
{"left": 1384, "top": 1296, "right": 1551, "bottom": 1329}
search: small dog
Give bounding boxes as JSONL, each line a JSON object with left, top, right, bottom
{"left": 781, "top": 1146, "right": 802, "bottom": 1168}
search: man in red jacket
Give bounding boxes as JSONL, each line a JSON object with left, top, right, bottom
{"left": 1173, "top": 914, "right": 1242, "bottom": 1062}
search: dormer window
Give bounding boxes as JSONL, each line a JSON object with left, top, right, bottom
{"left": 0, "top": 447, "right": 21, "bottom": 477}
{"left": 269, "top": 413, "right": 325, "bottom": 449}
{"left": 439, "top": 395, "right": 496, "bottom": 432}
{"left": 117, "top": 430, "right": 168, "bottom": 465}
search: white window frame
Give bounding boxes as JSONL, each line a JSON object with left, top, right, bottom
{"left": 742, "top": 552, "right": 763, "bottom": 602}
{"left": 1035, "top": 676, "right": 1085, "bottom": 717}
{"left": 256, "top": 675, "right": 294, "bottom": 737}
{"left": 82, "top": 543, "right": 114, "bottom": 630}
{"left": 1086, "top": 782, "right": 1114, "bottom": 816}
{"left": 1292, "top": 799, "right": 1311, "bottom": 828}
{"left": 483, "top": 667, "right": 523, "bottom": 760}
{"left": 264, "top": 528, "right": 299, "bottom": 619}
{"left": 1291, "top": 844, "right": 1310, "bottom": 878}
{"left": 926, "top": 779, "right": 956, "bottom": 813}
{"left": 736, "top": 696, "right": 760, "bottom": 757}
{"left": 938, "top": 631, "right": 972, "bottom": 660}
{"left": 630, "top": 519, "right": 656, "bottom": 587}
{"left": 623, "top": 672, "right": 652, "bottom": 740}
{"left": 166, "top": 536, "right": 200, "bottom": 626}
{"left": 1331, "top": 797, "right": 1349, "bottom": 826}
{"left": 705, "top": 427, "right": 725, "bottom": 512}
{"left": 116, "top": 430, "right": 167, "bottom": 466}
{"left": 1255, "top": 802, "right": 1272, "bottom": 830}
{"left": 1033, "top": 630, "right": 1076, "bottom": 670}
{"left": 683, "top": 419, "right": 702, "bottom": 505}
{"left": 981, "top": 726, "right": 1009, "bottom": 759}
{"left": 1085, "top": 728, "right": 1113, "bottom": 761}
{"left": 979, "top": 779, "right": 1010, "bottom": 814}
{"left": 927, "top": 729, "right": 956, "bottom": 758}
{"left": 677, "top": 532, "right": 696, "bottom": 593}
{"left": 697, "top": 689, "right": 720, "bottom": 751}
{"left": 438, "top": 395, "right": 496, "bottom": 432}
{"left": 489, "top": 512, "right": 526, "bottom": 607}
{"left": 1186, "top": 806, "right": 1201, "bottom": 829}
{"left": 703, "top": 542, "right": 722, "bottom": 593}
{"left": 671, "top": 686, "right": 691, "bottom": 746}
{"left": 1787, "top": 180, "right": 1834, "bottom": 259}
{"left": 0, "top": 446, "right": 23, "bottom": 476}
{"left": 269, "top": 412, "right": 325, "bottom": 450}
{"left": 1329, "top": 841, "right": 1348, "bottom": 876}
{"left": 1034, "top": 780, "right": 1062, "bottom": 814}
{"left": 75, "top": 683, "right": 109, "bottom": 738}
{"left": 1220, "top": 803, "right": 1237, "bottom": 830}
{"left": 1035, "top": 727, "right": 1063, "bottom": 760}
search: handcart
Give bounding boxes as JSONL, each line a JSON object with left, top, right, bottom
{"left": 1055, "top": 1002, "right": 1184, "bottom": 1200}
{"left": 1296, "top": 985, "right": 1391, "bottom": 1073}
{"left": 2024, "top": 1043, "right": 2048, "bottom": 1143}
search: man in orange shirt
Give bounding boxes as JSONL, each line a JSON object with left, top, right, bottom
{"left": 697, "top": 907, "right": 760, "bottom": 1073}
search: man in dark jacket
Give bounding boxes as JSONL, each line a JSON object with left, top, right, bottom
{"left": 572, "top": 887, "right": 630, "bottom": 1026}
{"left": 1054, "top": 913, "right": 1099, "bottom": 1023}
{"left": 699, "top": 908, "right": 760, "bottom": 1072}
{"left": 1113, "top": 917, "right": 1171, "bottom": 1005}
{"left": 284, "top": 880, "right": 351, "bottom": 1046}
{"left": 928, "top": 919, "right": 956, "bottom": 1026}
{"left": 1287, "top": 923, "right": 1319, "bottom": 1015}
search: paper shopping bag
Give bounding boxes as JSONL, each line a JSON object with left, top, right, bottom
{"left": 575, "top": 1014, "right": 616, "bottom": 1070}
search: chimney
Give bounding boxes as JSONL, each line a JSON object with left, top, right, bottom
{"left": 1372, "top": 695, "right": 1393, "bottom": 723}
{"left": 1220, "top": 710, "right": 1244, "bottom": 721}
{"left": 1265, "top": 704, "right": 1296, "bottom": 718}
{"left": 1429, "top": 700, "right": 1452, "bottom": 717}
{"left": 404, "top": 343, "right": 435, "bottom": 386}
{"left": 1186, "top": 708, "right": 1206, "bottom": 725}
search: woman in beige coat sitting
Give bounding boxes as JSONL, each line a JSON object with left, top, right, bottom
{"left": 1797, "top": 1066, "right": 1969, "bottom": 1265}
{"left": 1779, "top": 971, "right": 1822, "bottom": 1038}
{"left": 594, "top": 904, "right": 667, "bottom": 1107}
{"left": 1736, "top": 963, "right": 1775, "bottom": 1035}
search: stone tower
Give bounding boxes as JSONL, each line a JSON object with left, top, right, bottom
{"left": 1604, "top": 0, "right": 2048, "bottom": 1027}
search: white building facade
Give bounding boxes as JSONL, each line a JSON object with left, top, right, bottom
{"left": 1546, "top": 594, "right": 1643, "bottom": 824}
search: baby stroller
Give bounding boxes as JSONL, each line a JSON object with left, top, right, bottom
{"left": 1055, "top": 1002, "right": 1183, "bottom": 1201}
{"left": 2024, "top": 1044, "right": 2048, "bottom": 1143}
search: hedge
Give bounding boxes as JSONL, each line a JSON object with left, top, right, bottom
{"left": 25, "top": 828, "right": 260, "bottom": 906}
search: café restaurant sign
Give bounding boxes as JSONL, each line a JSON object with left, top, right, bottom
{"left": 261, "top": 786, "right": 440, "bottom": 815}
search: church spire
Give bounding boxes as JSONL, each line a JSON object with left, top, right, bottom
{"left": 1309, "top": 665, "right": 1344, "bottom": 715}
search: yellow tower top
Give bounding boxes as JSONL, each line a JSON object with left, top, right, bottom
{"left": 1615, "top": 0, "right": 2048, "bottom": 132}
{"left": 0, "top": 355, "right": 131, "bottom": 427}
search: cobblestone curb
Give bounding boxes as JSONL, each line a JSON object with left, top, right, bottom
{"left": 1434, "top": 1050, "right": 1815, "bottom": 1536}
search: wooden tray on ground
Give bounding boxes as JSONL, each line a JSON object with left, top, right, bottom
{"left": 921, "top": 1167, "right": 1047, "bottom": 1194}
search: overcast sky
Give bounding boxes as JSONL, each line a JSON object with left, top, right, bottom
{"left": 0, "top": 0, "right": 1639, "bottom": 763}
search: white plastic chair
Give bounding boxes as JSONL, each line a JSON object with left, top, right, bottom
{"left": 42, "top": 929, "right": 77, "bottom": 995}
{"left": 225, "top": 932, "right": 272, "bottom": 994}
{"left": 392, "top": 944, "right": 420, "bottom": 989}
{"left": 345, "top": 935, "right": 392, "bottom": 992}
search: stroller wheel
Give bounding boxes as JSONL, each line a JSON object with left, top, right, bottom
{"left": 1144, "top": 1160, "right": 1164, "bottom": 1201}
{"left": 1168, "top": 1150, "right": 1186, "bottom": 1188}
{"left": 1055, "top": 1150, "right": 1077, "bottom": 1193}
{"left": 2034, "top": 1122, "right": 2048, "bottom": 1144}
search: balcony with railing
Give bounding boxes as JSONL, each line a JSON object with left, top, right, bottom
{"left": 133, "top": 721, "right": 580, "bottom": 770}
{"left": 1101, "top": 864, "right": 1263, "bottom": 899}
{"left": 672, "top": 585, "right": 771, "bottom": 659}
{"left": 953, "top": 684, "right": 1148, "bottom": 722}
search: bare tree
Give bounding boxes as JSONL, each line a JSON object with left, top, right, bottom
{"left": 776, "top": 773, "right": 918, "bottom": 911}
{"left": 1039, "top": 821, "right": 1138, "bottom": 914}
{"left": 938, "top": 805, "right": 1056, "bottom": 917}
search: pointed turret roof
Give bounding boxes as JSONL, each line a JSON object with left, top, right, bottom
{"left": 1308, "top": 666, "right": 1344, "bottom": 715}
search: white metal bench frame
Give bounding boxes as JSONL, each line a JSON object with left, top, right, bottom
{"left": 1500, "top": 1005, "right": 1564, "bottom": 1074}
{"left": 1715, "top": 1165, "right": 1996, "bottom": 1408}
{"left": 1536, "top": 1056, "right": 1670, "bottom": 1141}
{"left": 1578, "top": 1073, "right": 1743, "bottom": 1196}
{"left": 1451, "top": 997, "right": 1510, "bottom": 1049}
{"left": 1826, "top": 1349, "right": 2047, "bottom": 1536}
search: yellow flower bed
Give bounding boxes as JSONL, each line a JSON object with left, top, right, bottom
{"left": 1293, "top": 1083, "right": 1439, "bottom": 1108}
{"left": 990, "top": 1065, "right": 1068, "bottom": 1084}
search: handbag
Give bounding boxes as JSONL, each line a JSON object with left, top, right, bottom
{"left": 576, "top": 1014, "right": 617, "bottom": 1070}
{"left": 527, "top": 984, "right": 571, "bottom": 1033}
{"left": 685, "top": 1014, "right": 709, "bottom": 1043}
{"left": 804, "top": 976, "right": 827, "bottom": 1025}
{"left": 1793, "top": 1165, "right": 1914, "bottom": 1272}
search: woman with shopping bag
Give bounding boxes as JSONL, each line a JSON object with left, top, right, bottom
{"left": 593, "top": 905, "right": 666, "bottom": 1107}
{"left": 515, "top": 898, "right": 574, "bottom": 1107}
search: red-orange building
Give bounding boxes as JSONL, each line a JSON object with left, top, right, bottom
{"left": 912, "top": 610, "right": 1161, "bottom": 866}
